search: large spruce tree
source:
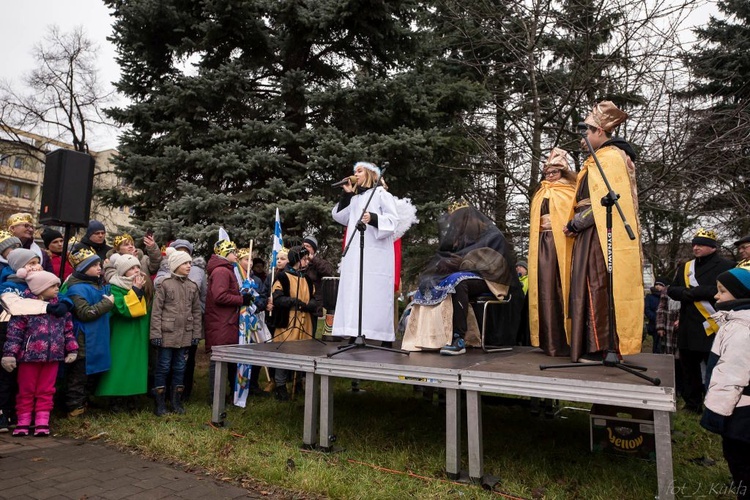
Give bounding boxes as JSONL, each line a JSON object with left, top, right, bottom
{"left": 103, "top": 0, "right": 486, "bottom": 264}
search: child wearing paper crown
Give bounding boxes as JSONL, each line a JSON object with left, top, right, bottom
{"left": 2, "top": 270, "right": 77, "bottom": 436}
{"left": 149, "top": 249, "right": 202, "bottom": 416}
{"left": 62, "top": 247, "right": 114, "bottom": 417}
{"left": 701, "top": 266, "right": 750, "bottom": 496}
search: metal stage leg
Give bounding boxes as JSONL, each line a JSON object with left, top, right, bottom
{"left": 445, "top": 388, "right": 461, "bottom": 479}
{"left": 466, "top": 390, "right": 483, "bottom": 482}
{"left": 654, "top": 410, "right": 675, "bottom": 500}
{"left": 319, "top": 375, "right": 334, "bottom": 451}
{"left": 303, "top": 371, "right": 320, "bottom": 448}
{"left": 211, "top": 361, "right": 228, "bottom": 425}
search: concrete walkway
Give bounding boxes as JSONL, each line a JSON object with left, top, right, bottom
{"left": 0, "top": 433, "right": 258, "bottom": 499}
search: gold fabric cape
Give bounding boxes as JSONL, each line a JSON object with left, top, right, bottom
{"left": 577, "top": 145, "right": 644, "bottom": 355}
{"left": 528, "top": 178, "right": 576, "bottom": 346}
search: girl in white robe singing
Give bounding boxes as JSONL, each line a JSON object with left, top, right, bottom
{"left": 331, "top": 161, "right": 399, "bottom": 343}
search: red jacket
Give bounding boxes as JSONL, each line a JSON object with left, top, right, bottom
{"left": 204, "top": 254, "right": 243, "bottom": 352}
{"left": 48, "top": 251, "right": 73, "bottom": 281}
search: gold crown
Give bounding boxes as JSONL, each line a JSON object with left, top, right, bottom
{"left": 113, "top": 233, "right": 134, "bottom": 248}
{"left": 0, "top": 229, "right": 14, "bottom": 243}
{"left": 7, "top": 212, "right": 33, "bottom": 229}
{"left": 68, "top": 236, "right": 78, "bottom": 247}
{"left": 448, "top": 198, "right": 470, "bottom": 214}
{"left": 214, "top": 239, "right": 237, "bottom": 257}
{"left": 237, "top": 247, "right": 251, "bottom": 260}
{"left": 695, "top": 228, "right": 717, "bottom": 241}
{"left": 68, "top": 247, "right": 98, "bottom": 268}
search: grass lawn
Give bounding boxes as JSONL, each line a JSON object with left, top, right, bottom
{"left": 55, "top": 343, "right": 735, "bottom": 499}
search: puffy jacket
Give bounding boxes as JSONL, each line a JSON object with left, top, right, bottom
{"left": 150, "top": 274, "right": 202, "bottom": 348}
{"left": 204, "top": 255, "right": 243, "bottom": 352}
{"left": 4, "top": 290, "right": 77, "bottom": 363}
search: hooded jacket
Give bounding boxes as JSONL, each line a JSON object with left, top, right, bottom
{"left": 204, "top": 254, "right": 243, "bottom": 352}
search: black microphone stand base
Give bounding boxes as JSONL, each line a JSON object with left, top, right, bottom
{"left": 328, "top": 334, "right": 410, "bottom": 358}
{"left": 540, "top": 350, "right": 660, "bottom": 386}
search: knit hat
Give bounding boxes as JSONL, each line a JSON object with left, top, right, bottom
{"left": 168, "top": 248, "right": 193, "bottom": 273}
{"left": 303, "top": 235, "right": 318, "bottom": 252}
{"left": 7, "top": 212, "right": 33, "bottom": 229}
{"left": 110, "top": 253, "right": 140, "bottom": 277}
{"left": 0, "top": 230, "right": 22, "bottom": 256}
{"left": 654, "top": 276, "right": 671, "bottom": 287}
{"left": 113, "top": 233, "right": 134, "bottom": 250}
{"left": 287, "top": 245, "right": 308, "bottom": 267}
{"left": 169, "top": 239, "right": 194, "bottom": 255}
{"left": 7, "top": 248, "right": 39, "bottom": 272}
{"left": 692, "top": 228, "right": 717, "bottom": 248}
{"left": 68, "top": 247, "right": 100, "bottom": 273}
{"left": 85, "top": 220, "right": 106, "bottom": 239}
{"left": 17, "top": 269, "right": 60, "bottom": 296}
{"left": 583, "top": 101, "right": 628, "bottom": 133}
{"left": 717, "top": 268, "right": 750, "bottom": 300}
{"left": 214, "top": 239, "right": 237, "bottom": 258}
{"left": 734, "top": 235, "right": 750, "bottom": 247}
{"left": 516, "top": 261, "right": 528, "bottom": 271}
{"left": 41, "top": 227, "right": 63, "bottom": 248}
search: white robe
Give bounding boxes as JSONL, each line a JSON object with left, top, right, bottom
{"left": 331, "top": 186, "right": 399, "bottom": 342}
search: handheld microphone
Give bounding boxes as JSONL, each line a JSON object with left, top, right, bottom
{"left": 332, "top": 175, "right": 356, "bottom": 188}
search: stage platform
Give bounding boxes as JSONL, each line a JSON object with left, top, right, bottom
{"left": 211, "top": 341, "right": 676, "bottom": 499}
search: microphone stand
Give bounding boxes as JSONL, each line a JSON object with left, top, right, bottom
{"left": 539, "top": 124, "right": 660, "bottom": 386}
{"left": 328, "top": 163, "right": 409, "bottom": 357}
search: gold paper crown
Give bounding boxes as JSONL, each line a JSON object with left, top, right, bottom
{"left": 214, "top": 239, "right": 237, "bottom": 257}
{"left": 7, "top": 213, "right": 33, "bottom": 229}
{"left": 448, "top": 198, "right": 470, "bottom": 214}
{"left": 694, "top": 228, "right": 717, "bottom": 241}
{"left": 68, "top": 247, "right": 98, "bottom": 268}
{"left": 68, "top": 236, "right": 78, "bottom": 247}
{"left": 0, "top": 229, "right": 14, "bottom": 243}
{"left": 276, "top": 246, "right": 289, "bottom": 256}
{"left": 237, "top": 247, "right": 251, "bottom": 260}
{"left": 113, "top": 233, "right": 134, "bottom": 248}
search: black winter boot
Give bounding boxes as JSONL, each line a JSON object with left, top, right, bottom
{"left": 170, "top": 385, "right": 186, "bottom": 414}
{"left": 153, "top": 387, "right": 168, "bottom": 416}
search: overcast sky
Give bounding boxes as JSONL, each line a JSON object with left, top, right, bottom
{"left": 0, "top": 0, "right": 718, "bottom": 151}
{"left": 0, "top": 0, "right": 120, "bottom": 150}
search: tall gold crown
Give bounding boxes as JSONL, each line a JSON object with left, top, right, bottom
{"left": 448, "top": 198, "right": 470, "bottom": 214}
{"left": 695, "top": 228, "right": 717, "bottom": 241}
{"left": 214, "top": 239, "right": 237, "bottom": 257}
{"left": 68, "top": 247, "right": 98, "bottom": 267}
{"left": 113, "top": 233, "right": 134, "bottom": 248}
{"left": 7, "top": 212, "right": 33, "bottom": 229}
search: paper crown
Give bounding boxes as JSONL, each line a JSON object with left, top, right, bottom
{"left": 694, "top": 228, "right": 717, "bottom": 241}
{"left": 113, "top": 233, "right": 134, "bottom": 248}
{"left": 237, "top": 247, "right": 251, "bottom": 260}
{"left": 7, "top": 212, "right": 33, "bottom": 228}
{"left": 68, "top": 247, "right": 98, "bottom": 268}
{"left": 583, "top": 101, "right": 628, "bottom": 132}
{"left": 448, "top": 198, "right": 470, "bottom": 214}
{"left": 214, "top": 239, "right": 237, "bottom": 257}
{"left": 277, "top": 246, "right": 289, "bottom": 256}
{"left": 0, "top": 229, "right": 14, "bottom": 243}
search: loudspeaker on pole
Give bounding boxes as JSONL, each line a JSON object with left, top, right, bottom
{"left": 39, "top": 149, "right": 95, "bottom": 227}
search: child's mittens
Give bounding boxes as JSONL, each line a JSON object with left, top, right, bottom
{"left": 64, "top": 352, "right": 77, "bottom": 364}
{"left": 47, "top": 301, "right": 73, "bottom": 317}
{"left": 1, "top": 356, "right": 16, "bottom": 373}
{"left": 150, "top": 338, "right": 162, "bottom": 347}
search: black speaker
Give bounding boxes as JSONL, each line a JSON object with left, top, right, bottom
{"left": 39, "top": 149, "right": 95, "bottom": 227}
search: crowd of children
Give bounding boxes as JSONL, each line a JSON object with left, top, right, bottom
{"left": 0, "top": 213, "right": 315, "bottom": 437}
